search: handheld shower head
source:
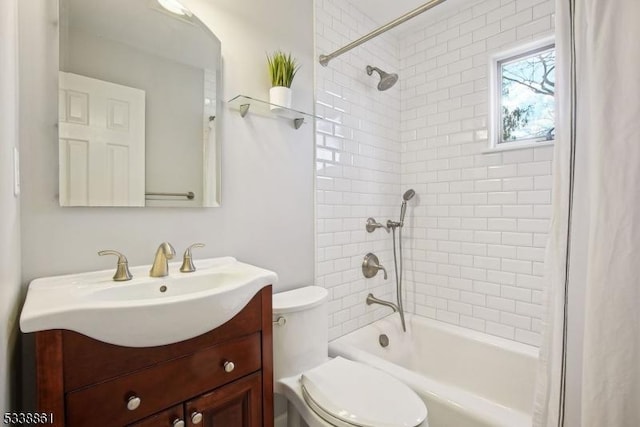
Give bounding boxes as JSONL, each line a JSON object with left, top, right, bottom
{"left": 403, "top": 189, "right": 416, "bottom": 201}
{"left": 399, "top": 188, "right": 416, "bottom": 226}
{"left": 366, "top": 65, "right": 399, "bottom": 91}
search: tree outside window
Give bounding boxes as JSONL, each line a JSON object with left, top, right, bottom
{"left": 497, "top": 44, "right": 555, "bottom": 144}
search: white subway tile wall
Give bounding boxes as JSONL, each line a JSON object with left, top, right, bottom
{"left": 400, "top": 0, "right": 554, "bottom": 346}
{"left": 316, "top": 0, "right": 555, "bottom": 347}
{"left": 315, "top": 0, "right": 402, "bottom": 340}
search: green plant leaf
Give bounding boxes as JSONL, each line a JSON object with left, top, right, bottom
{"left": 266, "top": 50, "right": 300, "bottom": 88}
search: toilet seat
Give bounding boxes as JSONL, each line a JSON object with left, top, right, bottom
{"left": 300, "top": 357, "right": 427, "bottom": 427}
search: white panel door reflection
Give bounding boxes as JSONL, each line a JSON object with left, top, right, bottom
{"left": 58, "top": 72, "right": 145, "bottom": 206}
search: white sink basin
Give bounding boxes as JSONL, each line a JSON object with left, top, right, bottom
{"left": 20, "top": 257, "right": 277, "bottom": 347}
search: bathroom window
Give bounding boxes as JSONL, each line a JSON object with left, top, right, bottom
{"left": 489, "top": 38, "right": 555, "bottom": 149}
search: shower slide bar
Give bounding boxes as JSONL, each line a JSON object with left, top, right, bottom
{"left": 318, "top": 0, "right": 447, "bottom": 67}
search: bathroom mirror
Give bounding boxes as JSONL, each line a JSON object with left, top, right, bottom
{"left": 58, "top": 0, "right": 221, "bottom": 207}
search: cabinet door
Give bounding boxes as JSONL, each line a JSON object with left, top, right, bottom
{"left": 185, "top": 373, "right": 262, "bottom": 427}
{"left": 128, "top": 405, "right": 185, "bottom": 427}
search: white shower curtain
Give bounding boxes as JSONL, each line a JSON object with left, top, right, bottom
{"left": 534, "top": 0, "right": 640, "bottom": 426}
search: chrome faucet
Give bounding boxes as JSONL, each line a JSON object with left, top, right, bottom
{"left": 150, "top": 242, "right": 176, "bottom": 277}
{"left": 98, "top": 250, "right": 132, "bottom": 281}
{"left": 366, "top": 294, "right": 399, "bottom": 312}
{"left": 366, "top": 293, "right": 406, "bottom": 332}
{"left": 366, "top": 218, "right": 390, "bottom": 233}
{"left": 363, "top": 254, "right": 407, "bottom": 331}
{"left": 180, "top": 243, "right": 205, "bottom": 273}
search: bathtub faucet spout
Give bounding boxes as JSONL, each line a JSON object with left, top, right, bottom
{"left": 366, "top": 293, "right": 399, "bottom": 312}
{"left": 366, "top": 293, "right": 406, "bottom": 331}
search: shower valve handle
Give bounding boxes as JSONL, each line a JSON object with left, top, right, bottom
{"left": 362, "top": 253, "right": 388, "bottom": 280}
{"left": 366, "top": 217, "right": 390, "bottom": 233}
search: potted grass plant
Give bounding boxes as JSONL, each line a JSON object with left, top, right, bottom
{"left": 267, "top": 50, "right": 300, "bottom": 111}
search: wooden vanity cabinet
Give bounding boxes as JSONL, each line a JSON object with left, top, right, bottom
{"left": 128, "top": 405, "right": 183, "bottom": 427}
{"left": 35, "top": 286, "right": 273, "bottom": 427}
{"left": 184, "top": 372, "right": 262, "bottom": 427}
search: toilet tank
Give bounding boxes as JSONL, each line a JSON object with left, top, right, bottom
{"left": 272, "top": 286, "right": 328, "bottom": 386}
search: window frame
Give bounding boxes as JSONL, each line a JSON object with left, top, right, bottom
{"left": 488, "top": 36, "right": 556, "bottom": 151}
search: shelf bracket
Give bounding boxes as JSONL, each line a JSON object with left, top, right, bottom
{"left": 228, "top": 95, "right": 322, "bottom": 130}
{"left": 239, "top": 103, "right": 250, "bottom": 118}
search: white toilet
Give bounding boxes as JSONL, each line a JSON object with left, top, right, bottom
{"left": 273, "top": 286, "right": 428, "bottom": 427}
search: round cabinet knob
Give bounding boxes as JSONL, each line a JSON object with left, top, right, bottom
{"left": 191, "top": 412, "right": 203, "bottom": 424}
{"left": 126, "top": 395, "right": 141, "bottom": 411}
{"left": 224, "top": 361, "right": 235, "bottom": 373}
{"left": 172, "top": 418, "right": 185, "bottom": 427}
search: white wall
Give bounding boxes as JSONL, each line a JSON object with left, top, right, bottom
{"left": 18, "top": 0, "right": 314, "bottom": 413}
{"left": 18, "top": 0, "right": 315, "bottom": 289}
{"left": 315, "top": 0, "right": 402, "bottom": 340}
{"left": 399, "top": 0, "right": 555, "bottom": 346}
{"left": 0, "top": 0, "right": 22, "bottom": 413}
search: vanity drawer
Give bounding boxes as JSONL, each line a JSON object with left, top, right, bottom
{"left": 65, "top": 333, "right": 261, "bottom": 427}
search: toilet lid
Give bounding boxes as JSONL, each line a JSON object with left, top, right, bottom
{"left": 300, "top": 357, "right": 427, "bottom": 427}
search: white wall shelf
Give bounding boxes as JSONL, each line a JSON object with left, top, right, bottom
{"left": 228, "top": 94, "right": 320, "bottom": 129}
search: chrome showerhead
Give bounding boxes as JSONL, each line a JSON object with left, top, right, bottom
{"left": 399, "top": 188, "right": 415, "bottom": 226}
{"left": 366, "top": 65, "right": 398, "bottom": 91}
{"left": 403, "top": 189, "right": 416, "bottom": 201}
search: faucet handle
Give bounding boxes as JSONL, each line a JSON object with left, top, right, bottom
{"left": 98, "top": 250, "right": 132, "bottom": 281}
{"left": 180, "top": 243, "right": 205, "bottom": 273}
{"left": 362, "top": 253, "right": 388, "bottom": 280}
{"left": 366, "top": 218, "right": 390, "bottom": 233}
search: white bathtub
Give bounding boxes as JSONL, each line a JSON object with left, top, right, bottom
{"left": 329, "top": 314, "right": 538, "bottom": 427}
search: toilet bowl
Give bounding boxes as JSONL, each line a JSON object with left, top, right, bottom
{"left": 273, "top": 286, "right": 428, "bottom": 427}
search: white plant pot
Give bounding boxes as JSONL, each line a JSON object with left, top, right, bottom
{"left": 269, "top": 86, "right": 292, "bottom": 111}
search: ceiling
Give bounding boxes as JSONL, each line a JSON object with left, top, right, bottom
{"left": 348, "top": 0, "right": 471, "bottom": 33}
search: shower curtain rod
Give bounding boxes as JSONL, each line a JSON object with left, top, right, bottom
{"left": 319, "top": 0, "right": 447, "bottom": 67}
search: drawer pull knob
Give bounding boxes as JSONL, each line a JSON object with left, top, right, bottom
{"left": 191, "top": 412, "right": 203, "bottom": 424}
{"left": 126, "top": 395, "right": 141, "bottom": 411}
{"left": 224, "top": 361, "right": 235, "bottom": 373}
{"left": 172, "top": 418, "right": 185, "bottom": 427}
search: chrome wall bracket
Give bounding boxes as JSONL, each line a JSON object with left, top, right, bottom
{"left": 238, "top": 102, "right": 303, "bottom": 129}
{"left": 293, "top": 118, "right": 304, "bottom": 129}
